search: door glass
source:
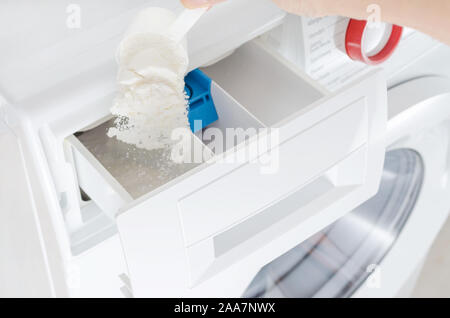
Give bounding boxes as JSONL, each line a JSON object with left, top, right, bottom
{"left": 243, "top": 149, "right": 424, "bottom": 298}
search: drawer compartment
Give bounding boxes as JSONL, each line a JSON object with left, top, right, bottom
{"left": 180, "top": 99, "right": 368, "bottom": 247}
{"left": 114, "top": 41, "right": 387, "bottom": 297}
{"left": 67, "top": 90, "right": 256, "bottom": 216}
{"left": 70, "top": 119, "right": 209, "bottom": 203}
{"left": 202, "top": 40, "right": 324, "bottom": 126}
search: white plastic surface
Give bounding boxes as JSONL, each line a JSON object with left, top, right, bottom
{"left": 68, "top": 135, "right": 133, "bottom": 216}
{"left": 0, "top": 121, "right": 54, "bottom": 297}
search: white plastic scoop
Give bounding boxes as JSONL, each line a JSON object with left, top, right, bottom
{"left": 117, "top": 7, "right": 209, "bottom": 86}
{"left": 168, "top": 7, "right": 209, "bottom": 43}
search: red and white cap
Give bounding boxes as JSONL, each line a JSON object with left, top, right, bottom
{"left": 345, "top": 19, "right": 403, "bottom": 65}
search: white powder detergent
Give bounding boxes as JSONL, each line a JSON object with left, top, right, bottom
{"left": 108, "top": 8, "right": 190, "bottom": 151}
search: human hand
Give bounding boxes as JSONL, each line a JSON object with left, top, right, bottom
{"left": 180, "top": 0, "right": 227, "bottom": 9}
{"left": 270, "top": 0, "right": 335, "bottom": 17}
{"left": 181, "top": 0, "right": 335, "bottom": 16}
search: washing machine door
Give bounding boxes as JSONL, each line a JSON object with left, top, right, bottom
{"left": 243, "top": 76, "right": 450, "bottom": 298}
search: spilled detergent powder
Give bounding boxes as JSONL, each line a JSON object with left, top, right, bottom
{"left": 108, "top": 8, "right": 190, "bottom": 152}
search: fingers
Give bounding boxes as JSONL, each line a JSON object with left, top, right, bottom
{"left": 181, "top": 0, "right": 227, "bottom": 9}
{"left": 271, "top": 0, "right": 335, "bottom": 17}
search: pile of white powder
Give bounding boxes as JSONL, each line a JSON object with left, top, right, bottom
{"left": 108, "top": 10, "right": 190, "bottom": 151}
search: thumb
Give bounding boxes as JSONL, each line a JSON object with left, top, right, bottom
{"left": 181, "top": 0, "right": 226, "bottom": 9}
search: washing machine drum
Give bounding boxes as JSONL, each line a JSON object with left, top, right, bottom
{"left": 244, "top": 149, "right": 424, "bottom": 298}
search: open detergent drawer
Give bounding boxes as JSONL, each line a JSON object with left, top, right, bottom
{"left": 111, "top": 41, "right": 387, "bottom": 297}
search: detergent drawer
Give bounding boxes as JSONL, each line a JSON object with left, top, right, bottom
{"left": 116, "top": 41, "right": 387, "bottom": 297}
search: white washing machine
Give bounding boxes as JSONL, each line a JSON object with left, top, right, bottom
{"left": 0, "top": 0, "right": 449, "bottom": 298}
{"left": 243, "top": 52, "right": 450, "bottom": 298}
{"left": 240, "top": 16, "right": 450, "bottom": 298}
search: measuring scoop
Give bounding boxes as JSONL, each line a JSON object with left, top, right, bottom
{"left": 168, "top": 7, "right": 209, "bottom": 43}
{"left": 117, "top": 7, "right": 209, "bottom": 86}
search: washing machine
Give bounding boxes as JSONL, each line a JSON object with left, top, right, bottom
{"left": 0, "top": 0, "right": 449, "bottom": 298}
{"left": 243, "top": 47, "right": 450, "bottom": 298}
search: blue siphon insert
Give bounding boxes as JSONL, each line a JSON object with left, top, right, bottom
{"left": 185, "top": 69, "right": 219, "bottom": 133}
